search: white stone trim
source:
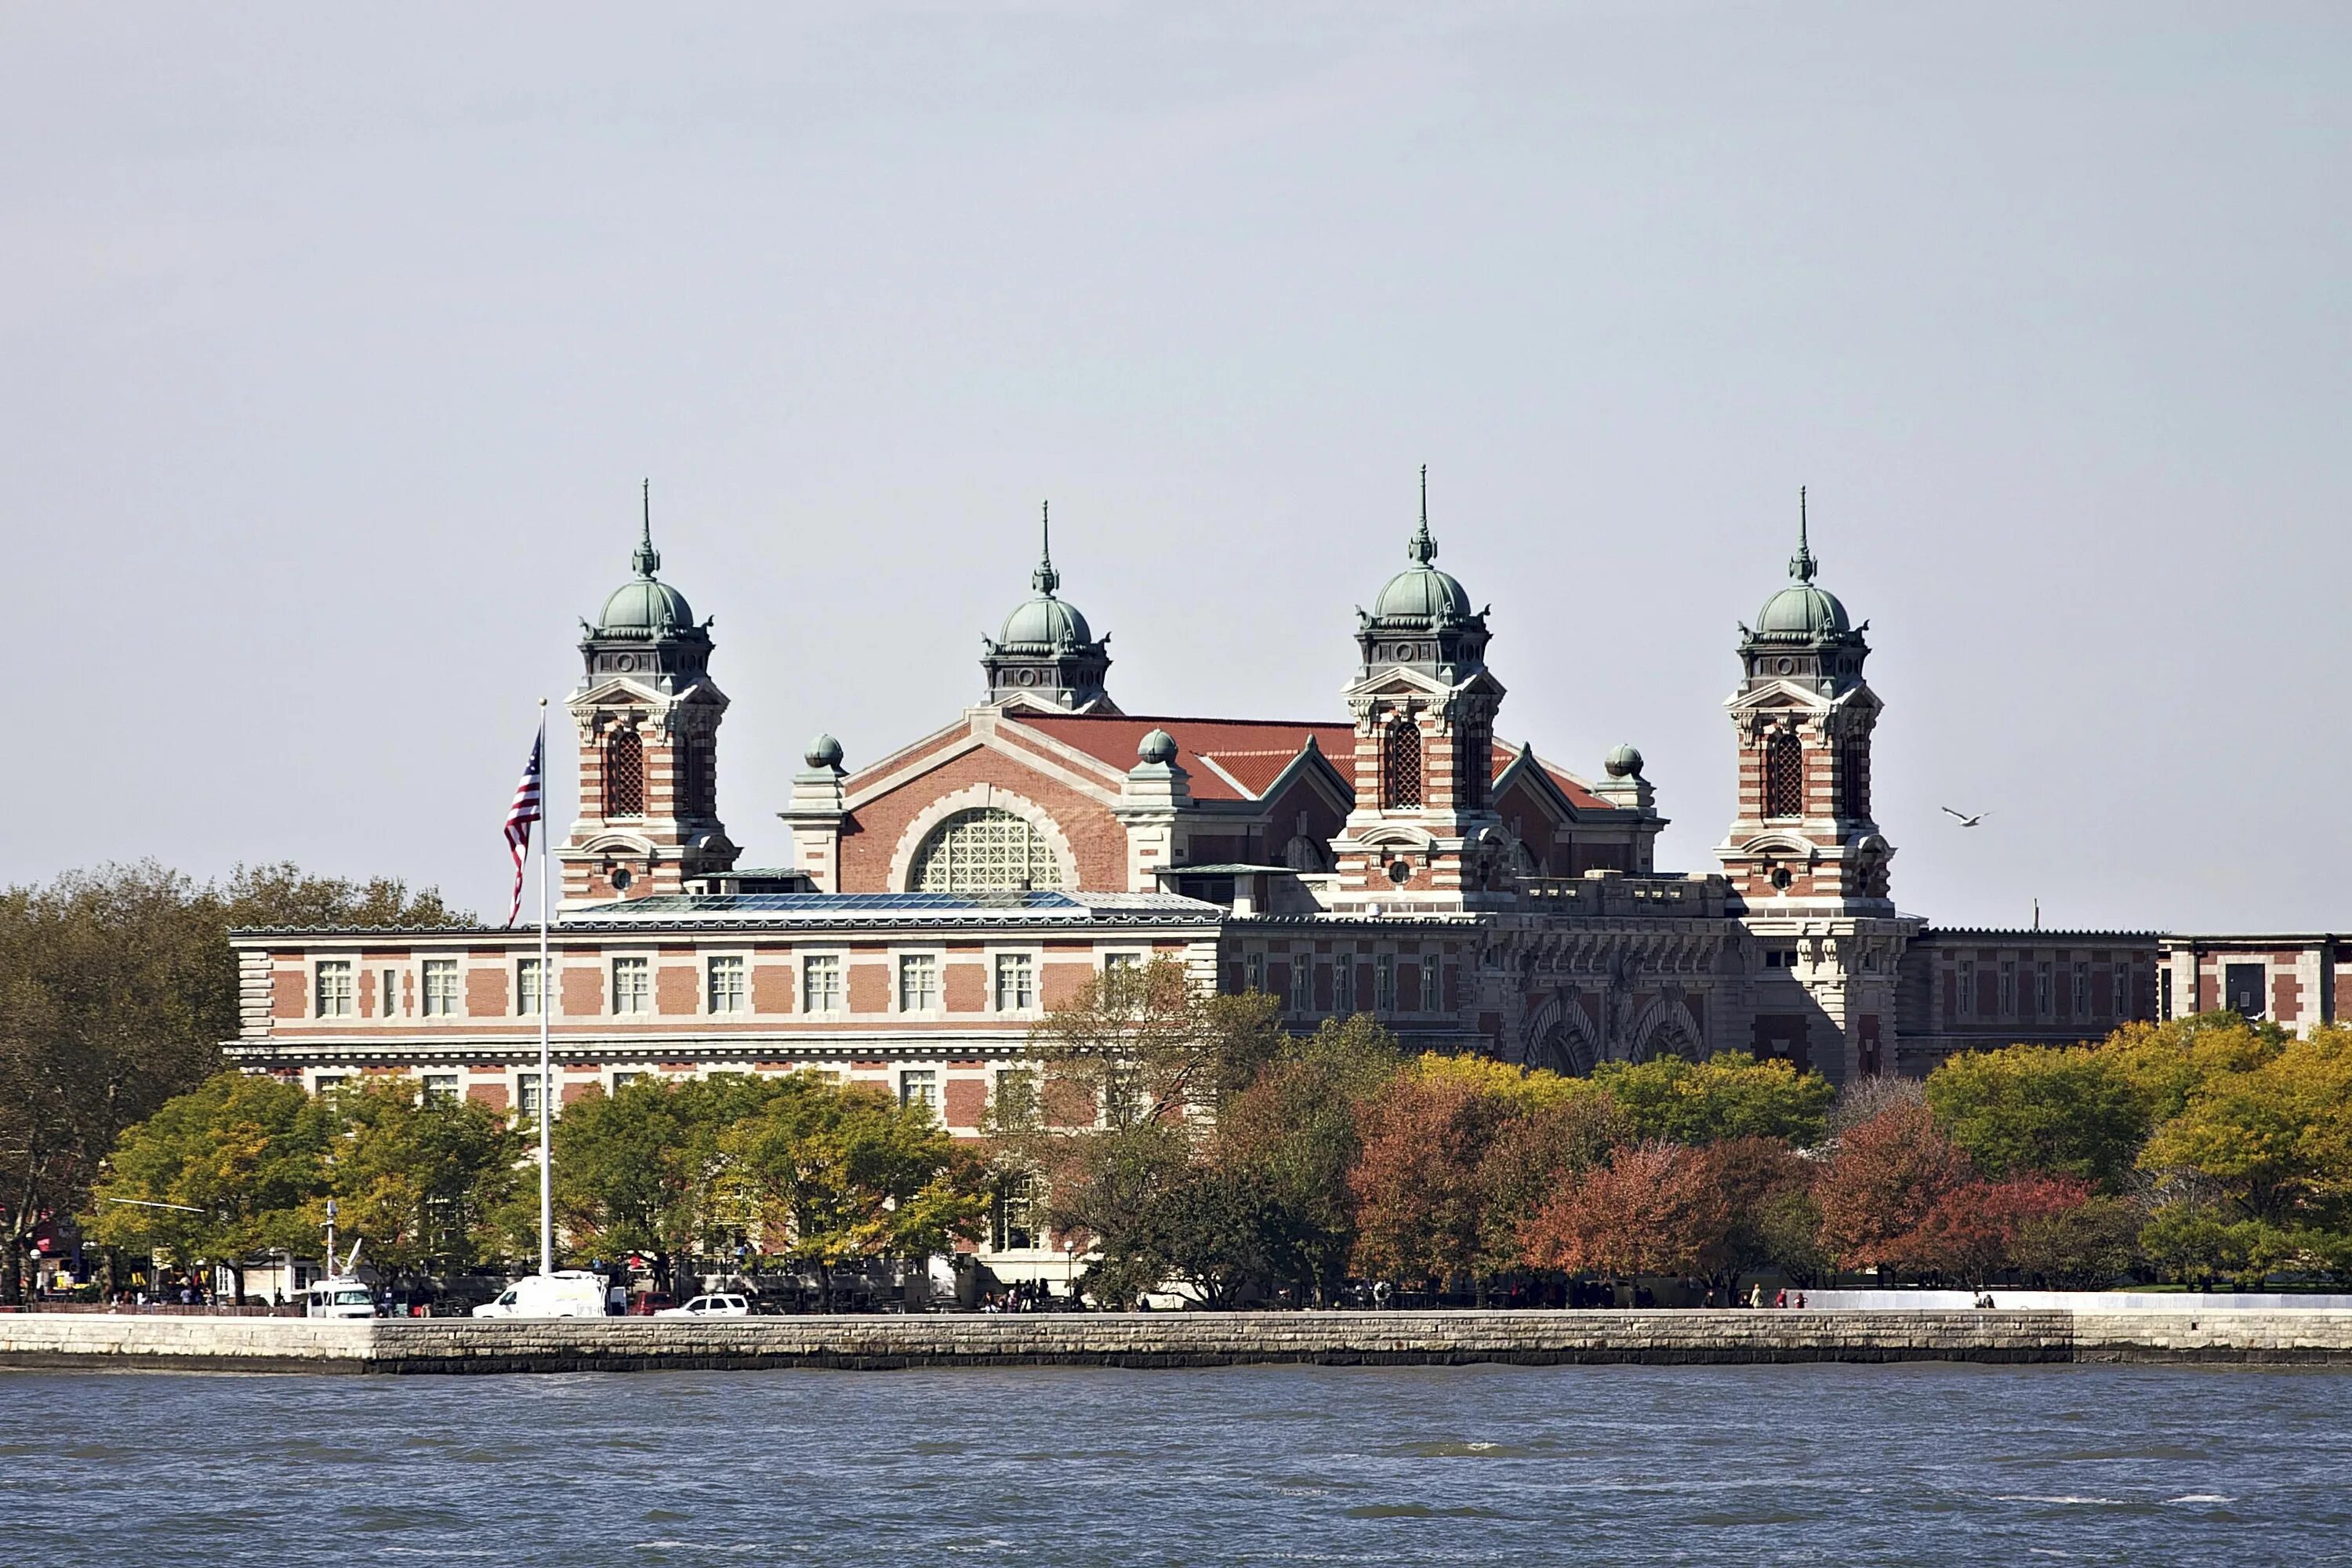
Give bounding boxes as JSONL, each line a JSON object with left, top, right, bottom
{"left": 886, "top": 784, "right": 1079, "bottom": 894}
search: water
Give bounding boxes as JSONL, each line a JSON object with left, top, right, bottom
{"left": 7, "top": 1363, "right": 2349, "bottom": 1564}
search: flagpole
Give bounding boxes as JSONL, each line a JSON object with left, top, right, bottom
{"left": 536, "top": 699, "right": 554, "bottom": 1279}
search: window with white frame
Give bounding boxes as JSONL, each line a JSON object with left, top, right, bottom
{"left": 1245, "top": 952, "right": 1265, "bottom": 993}
{"left": 517, "top": 1072, "right": 545, "bottom": 1120}
{"left": 898, "top": 953, "right": 940, "bottom": 1011}
{"left": 802, "top": 955, "right": 843, "bottom": 1013}
{"left": 315, "top": 961, "right": 353, "bottom": 1018}
{"left": 707, "top": 955, "right": 746, "bottom": 1014}
{"left": 611, "top": 1070, "right": 642, "bottom": 1091}
{"left": 900, "top": 1069, "right": 940, "bottom": 1114}
{"left": 313, "top": 1073, "right": 350, "bottom": 1097}
{"left": 909, "top": 807, "right": 1062, "bottom": 892}
{"left": 993, "top": 1171, "right": 1040, "bottom": 1251}
{"left": 420, "top": 1073, "right": 459, "bottom": 1105}
{"left": 421, "top": 959, "right": 460, "bottom": 1018}
{"left": 1289, "top": 957, "right": 1313, "bottom": 1014}
{"left": 1421, "top": 955, "right": 1441, "bottom": 1013}
{"left": 995, "top": 953, "right": 1036, "bottom": 1011}
{"left": 993, "top": 1066, "right": 1036, "bottom": 1121}
{"left": 1375, "top": 954, "right": 1396, "bottom": 1011}
{"left": 516, "top": 956, "right": 543, "bottom": 1017}
{"left": 1103, "top": 952, "right": 1141, "bottom": 972}
{"left": 380, "top": 968, "right": 401, "bottom": 1018}
{"left": 612, "top": 956, "right": 651, "bottom": 1014}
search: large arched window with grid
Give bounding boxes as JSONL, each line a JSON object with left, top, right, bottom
{"left": 1381, "top": 715, "right": 1423, "bottom": 810}
{"left": 603, "top": 728, "right": 644, "bottom": 818}
{"left": 1762, "top": 731, "right": 1805, "bottom": 819}
{"left": 909, "top": 808, "right": 1063, "bottom": 892}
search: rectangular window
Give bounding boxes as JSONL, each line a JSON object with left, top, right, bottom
{"left": 898, "top": 953, "right": 940, "bottom": 1011}
{"left": 1290, "top": 958, "right": 1314, "bottom": 1014}
{"left": 1999, "top": 960, "right": 2017, "bottom": 1018}
{"left": 2157, "top": 967, "right": 2169, "bottom": 1021}
{"left": 706, "top": 956, "right": 746, "bottom": 1014}
{"left": 315, "top": 961, "right": 353, "bottom": 1018}
{"left": 803, "top": 955, "right": 843, "bottom": 1013}
{"left": 1956, "top": 960, "right": 1974, "bottom": 1018}
{"left": 517, "top": 1072, "right": 544, "bottom": 1120}
{"left": 2034, "top": 960, "right": 2053, "bottom": 1020}
{"left": 612, "top": 957, "right": 650, "bottom": 1014}
{"left": 381, "top": 968, "right": 400, "bottom": 1018}
{"left": 993, "top": 1172, "right": 1039, "bottom": 1252}
{"left": 2116, "top": 964, "right": 2132, "bottom": 1019}
{"left": 313, "top": 1073, "right": 349, "bottom": 1097}
{"left": 1375, "top": 954, "right": 1396, "bottom": 1011}
{"left": 516, "top": 956, "right": 543, "bottom": 1016}
{"left": 1334, "top": 957, "right": 1356, "bottom": 1014}
{"left": 420, "top": 1073, "right": 459, "bottom": 1105}
{"left": 1244, "top": 952, "right": 1265, "bottom": 993}
{"left": 2073, "top": 963, "right": 2089, "bottom": 1019}
{"left": 899, "top": 1069, "right": 940, "bottom": 1114}
{"left": 2224, "top": 963, "right": 2266, "bottom": 1019}
{"left": 611, "top": 1070, "right": 642, "bottom": 1091}
{"left": 421, "top": 958, "right": 460, "bottom": 1018}
{"left": 993, "top": 1066, "right": 1036, "bottom": 1121}
{"left": 994, "top": 953, "right": 1036, "bottom": 1012}
{"left": 1421, "top": 955, "right": 1442, "bottom": 1013}
{"left": 1103, "top": 952, "right": 1142, "bottom": 972}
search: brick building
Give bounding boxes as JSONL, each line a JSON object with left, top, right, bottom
{"left": 225, "top": 480, "right": 2334, "bottom": 1268}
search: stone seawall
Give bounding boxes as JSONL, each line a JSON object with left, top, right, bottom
{"left": 5, "top": 1309, "right": 2350, "bottom": 1375}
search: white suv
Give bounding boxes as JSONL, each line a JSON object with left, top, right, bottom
{"left": 655, "top": 1293, "right": 752, "bottom": 1318}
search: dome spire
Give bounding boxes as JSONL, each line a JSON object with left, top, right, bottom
{"left": 1032, "top": 499, "right": 1060, "bottom": 596}
{"left": 1409, "top": 464, "right": 1437, "bottom": 564}
{"left": 633, "top": 477, "right": 662, "bottom": 578}
{"left": 1789, "top": 485, "right": 1817, "bottom": 584}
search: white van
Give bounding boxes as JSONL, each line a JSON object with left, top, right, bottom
{"left": 302, "top": 1279, "right": 378, "bottom": 1319}
{"left": 471, "top": 1270, "right": 612, "bottom": 1319}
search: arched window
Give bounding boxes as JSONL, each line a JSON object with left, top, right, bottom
{"left": 604, "top": 728, "right": 644, "bottom": 818}
{"left": 1762, "top": 731, "right": 1804, "bottom": 819}
{"left": 1381, "top": 715, "right": 1422, "bottom": 810}
{"left": 909, "top": 808, "right": 1063, "bottom": 892}
{"left": 1457, "top": 719, "right": 1490, "bottom": 810}
{"left": 1838, "top": 732, "right": 1871, "bottom": 819}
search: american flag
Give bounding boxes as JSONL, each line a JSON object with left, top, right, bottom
{"left": 503, "top": 726, "right": 544, "bottom": 927}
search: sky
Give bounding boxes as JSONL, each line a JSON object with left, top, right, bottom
{"left": 3, "top": 2, "right": 2346, "bottom": 931}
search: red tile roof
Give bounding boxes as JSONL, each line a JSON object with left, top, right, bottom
{"left": 1013, "top": 714, "right": 1616, "bottom": 813}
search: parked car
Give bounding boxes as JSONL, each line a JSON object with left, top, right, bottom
{"left": 655, "top": 1293, "right": 752, "bottom": 1319}
{"left": 300, "top": 1279, "right": 378, "bottom": 1319}
{"left": 472, "top": 1271, "right": 611, "bottom": 1319}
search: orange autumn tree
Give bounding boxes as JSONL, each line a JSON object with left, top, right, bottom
{"left": 1519, "top": 1141, "right": 1724, "bottom": 1281}
{"left": 1813, "top": 1101, "right": 1974, "bottom": 1272}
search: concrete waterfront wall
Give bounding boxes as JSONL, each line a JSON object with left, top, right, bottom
{"left": 5, "top": 1309, "right": 2352, "bottom": 1375}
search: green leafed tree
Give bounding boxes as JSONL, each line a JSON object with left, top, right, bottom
{"left": 84, "top": 1070, "right": 336, "bottom": 1300}
{"left": 1591, "top": 1051, "right": 1835, "bottom": 1148}
{"left": 330, "top": 1076, "right": 523, "bottom": 1277}
{"left": 1924, "top": 1044, "right": 2155, "bottom": 1190}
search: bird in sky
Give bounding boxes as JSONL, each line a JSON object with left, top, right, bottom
{"left": 1940, "top": 807, "right": 1990, "bottom": 828}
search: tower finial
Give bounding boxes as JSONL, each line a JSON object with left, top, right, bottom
{"left": 1032, "top": 499, "right": 1060, "bottom": 596}
{"left": 1789, "top": 485, "right": 1817, "bottom": 583}
{"left": 1410, "top": 464, "right": 1436, "bottom": 564}
{"left": 633, "top": 477, "right": 661, "bottom": 577}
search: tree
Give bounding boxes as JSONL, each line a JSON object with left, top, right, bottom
{"left": 1592, "top": 1052, "right": 1835, "bottom": 1148}
{"left": 1686, "top": 1135, "right": 1817, "bottom": 1302}
{"left": 1812, "top": 1101, "right": 1973, "bottom": 1273}
{"left": 1347, "top": 1065, "right": 1513, "bottom": 1290}
{"left": 1519, "top": 1142, "right": 1723, "bottom": 1282}
{"left": 1209, "top": 1014, "right": 1406, "bottom": 1303}
{"left": 549, "top": 1074, "right": 779, "bottom": 1287}
{"left": 726, "top": 1076, "right": 989, "bottom": 1298}
{"left": 331, "top": 1077, "right": 522, "bottom": 1277}
{"left": 1019, "top": 958, "right": 1285, "bottom": 1132}
{"left": 2010, "top": 1196, "right": 2142, "bottom": 1289}
{"left": 84, "top": 1071, "right": 335, "bottom": 1299}
{"left": 1891, "top": 1173, "right": 2094, "bottom": 1287}
{"left": 1, "top": 861, "right": 464, "bottom": 1301}
{"left": 1925, "top": 1044, "right": 2153, "bottom": 1189}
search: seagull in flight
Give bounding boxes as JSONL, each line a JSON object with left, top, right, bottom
{"left": 1940, "top": 807, "right": 1990, "bottom": 828}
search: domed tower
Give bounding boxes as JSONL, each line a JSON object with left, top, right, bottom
{"left": 1716, "top": 490, "right": 1892, "bottom": 912}
{"left": 1330, "top": 470, "right": 1507, "bottom": 907}
{"left": 557, "top": 484, "right": 739, "bottom": 904}
{"left": 980, "top": 504, "right": 1116, "bottom": 713}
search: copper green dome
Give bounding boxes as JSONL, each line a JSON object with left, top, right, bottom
{"left": 594, "top": 483, "right": 695, "bottom": 637}
{"left": 1370, "top": 470, "right": 1474, "bottom": 626}
{"left": 995, "top": 504, "right": 1095, "bottom": 650}
{"left": 1749, "top": 488, "right": 1852, "bottom": 643}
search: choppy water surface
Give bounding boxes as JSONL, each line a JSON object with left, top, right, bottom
{"left": 8, "top": 1362, "right": 2349, "bottom": 1564}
